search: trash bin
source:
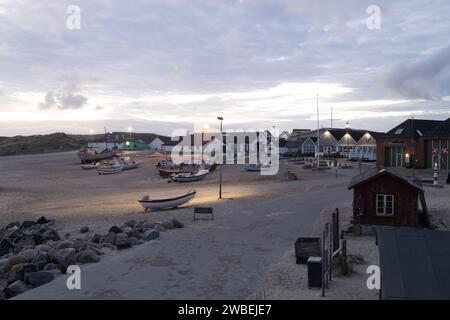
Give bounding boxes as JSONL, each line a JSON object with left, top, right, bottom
{"left": 307, "top": 256, "right": 323, "bottom": 288}
{"left": 295, "top": 237, "right": 321, "bottom": 264}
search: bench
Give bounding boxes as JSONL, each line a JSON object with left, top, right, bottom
{"left": 194, "top": 207, "right": 214, "bottom": 220}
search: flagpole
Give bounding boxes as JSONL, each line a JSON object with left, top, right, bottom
{"left": 316, "top": 94, "right": 320, "bottom": 167}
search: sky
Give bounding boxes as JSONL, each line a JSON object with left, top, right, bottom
{"left": 0, "top": 0, "right": 449, "bottom": 136}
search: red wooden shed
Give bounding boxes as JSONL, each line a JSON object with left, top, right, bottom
{"left": 348, "top": 167, "right": 428, "bottom": 227}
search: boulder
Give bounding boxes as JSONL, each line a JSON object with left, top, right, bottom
{"left": 160, "top": 220, "right": 174, "bottom": 230}
{"left": 42, "top": 229, "right": 60, "bottom": 242}
{"left": 171, "top": 218, "right": 184, "bottom": 229}
{"left": 53, "top": 248, "right": 78, "bottom": 268}
{"left": 102, "top": 232, "right": 116, "bottom": 245}
{"left": 20, "top": 221, "right": 35, "bottom": 229}
{"left": 124, "top": 220, "right": 137, "bottom": 228}
{"left": 77, "top": 249, "right": 100, "bottom": 263}
{"left": 56, "top": 240, "right": 75, "bottom": 250}
{"left": 154, "top": 224, "right": 167, "bottom": 232}
{"left": 108, "top": 226, "right": 122, "bottom": 234}
{"left": 125, "top": 228, "right": 141, "bottom": 239}
{"left": 4, "top": 280, "right": 28, "bottom": 299}
{"left": 43, "top": 263, "right": 58, "bottom": 271}
{"left": 24, "top": 271, "right": 54, "bottom": 288}
{"left": 143, "top": 229, "right": 159, "bottom": 241}
{"left": 115, "top": 234, "right": 132, "bottom": 250}
{"left": 14, "top": 237, "right": 35, "bottom": 252}
{"left": 32, "top": 233, "right": 45, "bottom": 245}
{"left": 35, "top": 244, "right": 52, "bottom": 252}
{"left": 6, "top": 221, "right": 20, "bottom": 230}
{"left": 6, "top": 263, "right": 37, "bottom": 285}
{"left": 18, "top": 249, "right": 38, "bottom": 261}
{"left": 36, "top": 216, "right": 50, "bottom": 224}
{"left": 79, "top": 226, "right": 89, "bottom": 233}
{"left": 31, "top": 252, "right": 49, "bottom": 270}
{"left": 3, "top": 255, "right": 29, "bottom": 273}
{"left": 0, "top": 239, "right": 14, "bottom": 257}
{"left": 128, "top": 237, "right": 143, "bottom": 246}
{"left": 91, "top": 234, "right": 103, "bottom": 244}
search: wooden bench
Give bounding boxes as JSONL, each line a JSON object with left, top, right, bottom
{"left": 194, "top": 207, "right": 214, "bottom": 220}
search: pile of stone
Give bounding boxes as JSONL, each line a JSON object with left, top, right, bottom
{"left": 0, "top": 216, "right": 184, "bottom": 299}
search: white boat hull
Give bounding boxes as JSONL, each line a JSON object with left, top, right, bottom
{"left": 139, "top": 190, "right": 196, "bottom": 210}
{"left": 122, "top": 161, "right": 143, "bottom": 170}
{"left": 172, "top": 170, "right": 209, "bottom": 182}
{"left": 77, "top": 148, "right": 117, "bottom": 162}
{"left": 97, "top": 166, "right": 123, "bottom": 175}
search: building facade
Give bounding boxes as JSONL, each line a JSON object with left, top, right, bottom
{"left": 377, "top": 118, "right": 450, "bottom": 169}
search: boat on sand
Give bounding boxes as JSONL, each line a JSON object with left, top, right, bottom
{"left": 77, "top": 147, "right": 117, "bottom": 163}
{"left": 138, "top": 190, "right": 197, "bottom": 210}
{"left": 243, "top": 163, "right": 270, "bottom": 172}
{"left": 80, "top": 163, "right": 100, "bottom": 170}
{"left": 171, "top": 169, "right": 209, "bottom": 183}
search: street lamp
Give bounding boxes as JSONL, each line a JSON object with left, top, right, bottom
{"left": 217, "top": 116, "right": 224, "bottom": 199}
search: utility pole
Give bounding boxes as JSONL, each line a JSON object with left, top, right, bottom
{"left": 316, "top": 94, "right": 320, "bottom": 167}
{"left": 411, "top": 114, "right": 416, "bottom": 178}
{"left": 217, "top": 116, "right": 224, "bottom": 199}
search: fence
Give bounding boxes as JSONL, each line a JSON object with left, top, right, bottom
{"left": 321, "top": 208, "right": 347, "bottom": 297}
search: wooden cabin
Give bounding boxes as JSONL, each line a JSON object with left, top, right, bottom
{"left": 348, "top": 167, "right": 428, "bottom": 227}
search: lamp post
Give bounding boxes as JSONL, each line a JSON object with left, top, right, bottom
{"left": 217, "top": 116, "right": 224, "bottom": 199}
{"left": 128, "top": 127, "right": 132, "bottom": 151}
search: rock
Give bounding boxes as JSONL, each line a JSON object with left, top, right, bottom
{"left": 0, "top": 288, "right": 5, "bottom": 300}
{"left": 14, "top": 237, "right": 35, "bottom": 252}
{"left": 143, "top": 229, "right": 159, "bottom": 241}
{"left": 127, "top": 237, "right": 143, "bottom": 246}
{"left": 0, "top": 239, "right": 15, "bottom": 257}
{"left": 79, "top": 226, "right": 89, "bottom": 233}
{"left": 125, "top": 228, "right": 141, "bottom": 239}
{"left": 115, "top": 234, "right": 132, "bottom": 250}
{"left": 18, "top": 249, "right": 38, "bottom": 261}
{"left": 36, "top": 216, "right": 50, "bottom": 224}
{"left": 4, "top": 280, "right": 28, "bottom": 298}
{"left": 6, "top": 221, "right": 20, "bottom": 230}
{"left": 100, "top": 243, "right": 116, "bottom": 250}
{"left": 42, "top": 229, "right": 60, "bottom": 242}
{"left": 32, "top": 233, "right": 45, "bottom": 245}
{"left": 142, "top": 221, "right": 156, "bottom": 230}
{"left": 3, "top": 255, "right": 29, "bottom": 273}
{"left": 154, "top": 224, "right": 167, "bottom": 232}
{"left": 108, "top": 226, "right": 122, "bottom": 234}
{"left": 56, "top": 240, "right": 75, "bottom": 250}
{"left": 20, "top": 221, "right": 35, "bottom": 229}
{"left": 87, "top": 246, "right": 104, "bottom": 256}
{"left": 124, "top": 220, "right": 137, "bottom": 228}
{"left": 43, "top": 263, "right": 58, "bottom": 271}
{"left": 102, "top": 232, "right": 116, "bottom": 245}
{"left": 91, "top": 234, "right": 103, "bottom": 244}
{"left": 160, "top": 220, "right": 174, "bottom": 230}
{"left": 171, "top": 218, "right": 184, "bottom": 228}
{"left": 53, "top": 248, "right": 78, "bottom": 268}
{"left": 35, "top": 244, "right": 52, "bottom": 252}
{"left": 6, "top": 263, "right": 37, "bottom": 285}
{"left": 24, "top": 271, "right": 54, "bottom": 288}
{"left": 31, "top": 252, "right": 49, "bottom": 270}
{"left": 77, "top": 249, "right": 100, "bottom": 263}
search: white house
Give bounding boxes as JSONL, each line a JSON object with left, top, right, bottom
{"left": 149, "top": 137, "right": 166, "bottom": 150}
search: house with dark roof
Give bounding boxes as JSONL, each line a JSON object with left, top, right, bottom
{"left": 377, "top": 118, "right": 450, "bottom": 169}
{"left": 286, "top": 127, "right": 383, "bottom": 159}
{"left": 348, "top": 167, "right": 429, "bottom": 228}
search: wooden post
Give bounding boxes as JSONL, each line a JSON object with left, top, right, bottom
{"left": 342, "top": 239, "right": 348, "bottom": 275}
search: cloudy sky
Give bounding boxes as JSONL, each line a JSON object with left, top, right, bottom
{"left": 0, "top": 0, "right": 449, "bottom": 136}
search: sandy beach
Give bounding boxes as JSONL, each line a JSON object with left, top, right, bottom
{"left": 2, "top": 151, "right": 448, "bottom": 299}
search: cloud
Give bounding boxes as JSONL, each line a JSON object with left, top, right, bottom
{"left": 384, "top": 46, "right": 450, "bottom": 100}
{"left": 38, "top": 86, "right": 89, "bottom": 110}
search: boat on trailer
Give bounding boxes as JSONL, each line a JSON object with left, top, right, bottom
{"left": 138, "top": 190, "right": 197, "bottom": 210}
{"left": 171, "top": 169, "right": 209, "bottom": 183}
{"left": 77, "top": 147, "right": 117, "bottom": 163}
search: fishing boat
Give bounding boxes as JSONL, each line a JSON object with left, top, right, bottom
{"left": 80, "top": 163, "right": 100, "bottom": 170}
{"left": 171, "top": 169, "right": 209, "bottom": 183}
{"left": 159, "top": 167, "right": 193, "bottom": 178}
{"left": 243, "top": 163, "right": 270, "bottom": 172}
{"left": 138, "top": 190, "right": 197, "bottom": 210}
{"left": 97, "top": 166, "right": 123, "bottom": 175}
{"left": 77, "top": 147, "right": 117, "bottom": 163}
{"left": 121, "top": 160, "right": 143, "bottom": 170}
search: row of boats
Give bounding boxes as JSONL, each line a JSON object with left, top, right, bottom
{"left": 80, "top": 156, "right": 143, "bottom": 175}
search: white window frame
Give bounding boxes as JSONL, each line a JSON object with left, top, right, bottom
{"left": 376, "top": 194, "right": 394, "bottom": 216}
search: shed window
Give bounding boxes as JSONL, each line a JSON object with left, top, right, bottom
{"left": 376, "top": 194, "right": 394, "bottom": 216}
